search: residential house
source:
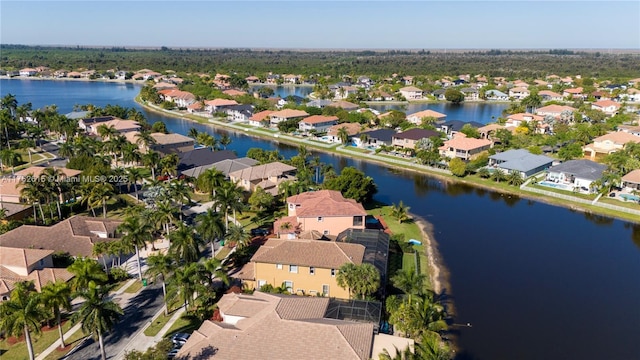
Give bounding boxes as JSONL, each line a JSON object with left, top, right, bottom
{"left": 505, "top": 113, "right": 544, "bottom": 128}
{"left": 334, "top": 86, "right": 358, "bottom": 100}
{"left": 546, "top": 160, "right": 606, "bottom": 193}
{"left": 478, "top": 123, "right": 505, "bottom": 141}
{"left": 158, "top": 89, "right": 196, "bottom": 108}
{"left": 229, "top": 162, "right": 297, "bottom": 195}
{"left": 0, "top": 215, "right": 122, "bottom": 259}
{"left": 437, "top": 120, "right": 484, "bottom": 138}
{"left": 534, "top": 79, "right": 549, "bottom": 87}
{"left": 399, "top": 86, "right": 423, "bottom": 100}
{"left": 187, "top": 102, "right": 205, "bottom": 114}
{"left": 485, "top": 89, "right": 509, "bottom": 101}
{"left": 177, "top": 149, "right": 237, "bottom": 175}
{"left": 617, "top": 125, "right": 640, "bottom": 137}
{"left": 204, "top": 99, "right": 239, "bottom": 113}
{"left": 224, "top": 104, "right": 254, "bottom": 122}
{"left": 283, "top": 74, "right": 300, "bottom": 84}
{"left": 153, "top": 82, "right": 177, "bottom": 91}
{"left": 298, "top": 115, "right": 339, "bottom": 134}
{"left": 245, "top": 76, "right": 260, "bottom": 84}
{"left": 19, "top": 68, "right": 38, "bottom": 77}
{"left": 582, "top": 132, "right": 640, "bottom": 160}
{"left": 369, "top": 90, "right": 394, "bottom": 101}
{"left": 439, "top": 133, "right": 492, "bottom": 161}
{"left": 0, "top": 166, "right": 82, "bottom": 204}
{"left": 406, "top": 109, "right": 447, "bottom": 125}
{"left": 326, "top": 123, "right": 361, "bottom": 144}
{"left": 149, "top": 133, "right": 196, "bottom": 155}
{"left": 535, "top": 105, "right": 576, "bottom": 121}
{"left": 621, "top": 169, "right": 640, "bottom": 191}
{"left": 460, "top": 87, "right": 480, "bottom": 101}
{"left": 591, "top": 100, "right": 621, "bottom": 115}
{"left": 508, "top": 87, "right": 530, "bottom": 100}
{"left": 274, "top": 190, "right": 367, "bottom": 239}
{"left": 85, "top": 118, "right": 141, "bottom": 136}
{"left": 353, "top": 129, "right": 395, "bottom": 148}
{"left": 181, "top": 157, "right": 259, "bottom": 179}
{"left": 488, "top": 149, "right": 554, "bottom": 178}
{"left": 563, "top": 87, "right": 585, "bottom": 99}
{"left": 392, "top": 128, "right": 441, "bottom": 150}
{"left": 266, "top": 74, "right": 280, "bottom": 84}
{"left": 512, "top": 80, "right": 530, "bottom": 88}
{"left": 223, "top": 89, "right": 247, "bottom": 97}
{"left": 176, "top": 291, "right": 375, "bottom": 360}
{"left": 78, "top": 115, "right": 117, "bottom": 132}
{"left": 329, "top": 100, "right": 359, "bottom": 111}
{"left": 619, "top": 88, "right": 640, "bottom": 102}
{"left": 248, "top": 110, "right": 274, "bottom": 127}
{"left": 0, "top": 247, "right": 74, "bottom": 301}
{"left": 306, "top": 99, "right": 333, "bottom": 108}
{"left": 627, "top": 78, "right": 640, "bottom": 87}
{"left": 402, "top": 76, "right": 414, "bottom": 85}
{"left": 268, "top": 109, "right": 309, "bottom": 128}
{"left": 432, "top": 89, "right": 447, "bottom": 101}
{"left": 538, "top": 90, "right": 564, "bottom": 101}
{"left": 239, "top": 239, "right": 365, "bottom": 299}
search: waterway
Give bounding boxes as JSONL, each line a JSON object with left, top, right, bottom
{"left": 2, "top": 79, "right": 640, "bottom": 360}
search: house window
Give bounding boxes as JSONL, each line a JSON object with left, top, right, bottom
{"left": 353, "top": 216, "right": 363, "bottom": 227}
{"left": 322, "top": 285, "right": 330, "bottom": 296}
{"left": 317, "top": 216, "right": 323, "bottom": 222}
{"left": 323, "top": 230, "right": 329, "bottom": 235}
{"left": 309, "top": 267, "right": 315, "bottom": 275}
{"left": 331, "top": 269, "right": 336, "bottom": 277}
{"left": 289, "top": 265, "right": 298, "bottom": 273}
{"left": 284, "top": 281, "right": 293, "bottom": 293}
{"left": 276, "top": 263, "right": 282, "bottom": 270}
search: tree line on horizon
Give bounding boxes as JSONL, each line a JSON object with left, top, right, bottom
{"left": 1, "top": 45, "right": 639, "bottom": 78}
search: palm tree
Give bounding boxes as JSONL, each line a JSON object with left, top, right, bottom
{"left": 67, "top": 258, "right": 109, "bottom": 292}
{"left": 169, "top": 223, "right": 202, "bottom": 263}
{"left": 90, "top": 182, "right": 115, "bottom": 218}
{"left": 96, "top": 124, "right": 118, "bottom": 140}
{"left": 126, "top": 167, "right": 145, "bottom": 200}
{"left": 197, "top": 168, "right": 225, "bottom": 199}
{"left": 20, "top": 176, "right": 45, "bottom": 223}
{"left": 336, "top": 263, "right": 380, "bottom": 300}
{"left": 118, "top": 215, "right": 154, "bottom": 280}
{"left": 202, "top": 257, "right": 229, "bottom": 287}
{"left": 154, "top": 199, "right": 178, "bottom": 235}
{"left": 219, "top": 133, "right": 232, "bottom": 149}
{"left": 19, "top": 138, "right": 36, "bottom": 164}
{"left": 337, "top": 126, "right": 350, "bottom": 145}
{"left": 196, "top": 208, "right": 225, "bottom": 257}
{"left": 58, "top": 141, "right": 75, "bottom": 159}
{"left": 142, "top": 151, "right": 161, "bottom": 179}
{"left": 391, "top": 267, "right": 427, "bottom": 302}
{"left": 188, "top": 127, "right": 200, "bottom": 139}
{"left": 507, "top": 171, "right": 525, "bottom": 186}
{"left": 71, "top": 284, "right": 124, "bottom": 360}
{"left": 168, "top": 180, "right": 192, "bottom": 219}
{"left": 490, "top": 169, "right": 506, "bottom": 183}
{"left": 391, "top": 201, "right": 411, "bottom": 223}
{"left": 0, "top": 282, "right": 47, "bottom": 360}
{"left": 42, "top": 167, "right": 66, "bottom": 219}
{"left": 168, "top": 262, "right": 207, "bottom": 311}
{"left": 146, "top": 253, "right": 175, "bottom": 316}
{"left": 477, "top": 167, "right": 491, "bottom": 179}
{"left": 159, "top": 153, "right": 179, "bottom": 177}
{"left": 41, "top": 281, "right": 73, "bottom": 349}
{"left": 0, "top": 148, "right": 22, "bottom": 174}
{"left": 135, "top": 129, "right": 156, "bottom": 153}
{"left": 413, "top": 333, "right": 453, "bottom": 360}
{"left": 225, "top": 223, "right": 252, "bottom": 249}
{"left": 214, "top": 181, "right": 245, "bottom": 231}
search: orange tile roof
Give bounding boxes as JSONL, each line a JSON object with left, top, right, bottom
{"left": 536, "top": 105, "right": 576, "bottom": 114}
{"left": 441, "top": 136, "right": 492, "bottom": 151}
{"left": 270, "top": 109, "right": 309, "bottom": 119}
{"left": 327, "top": 123, "right": 362, "bottom": 136}
{"left": 287, "top": 190, "right": 366, "bottom": 217}
{"left": 593, "top": 132, "right": 640, "bottom": 145}
{"left": 407, "top": 109, "right": 447, "bottom": 119}
{"left": 204, "top": 99, "right": 238, "bottom": 107}
{"left": 14, "top": 166, "right": 81, "bottom": 178}
{"left": 564, "top": 87, "right": 583, "bottom": 94}
{"left": 300, "top": 115, "right": 339, "bottom": 125}
{"left": 592, "top": 100, "right": 621, "bottom": 108}
{"left": 622, "top": 169, "right": 640, "bottom": 184}
{"left": 507, "top": 113, "right": 544, "bottom": 122}
{"left": 249, "top": 110, "right": 275, "bottom": 121}
{"left": 251, "top": 238, "right": 365, "bottom": 268}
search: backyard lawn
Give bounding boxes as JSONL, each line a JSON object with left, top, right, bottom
{"left": 0, "top": 320, "right": 73, "bottom": 360}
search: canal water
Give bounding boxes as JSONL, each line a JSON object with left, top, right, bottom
{"left": 3, "top": 79, "right": 639, "bottom": 360}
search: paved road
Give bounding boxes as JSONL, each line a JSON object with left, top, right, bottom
{"left": 66, "top": 283, "right": 163, "bottom": 360}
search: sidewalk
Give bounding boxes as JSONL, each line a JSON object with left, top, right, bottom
{"left": 115, "top": 306, "right": 187, "bottom": 358}
{"left": 35, "top": 278, "right": 139, "bottom": 360}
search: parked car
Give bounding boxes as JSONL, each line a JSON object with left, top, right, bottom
{"left": 171, "top": 332, "right": 191, "bottom": 345}
{"left": 167, "top": 348, "right": 180, "bottom": 359}
{"left": 250, "top": 228, "right": 270, "bottom": 236}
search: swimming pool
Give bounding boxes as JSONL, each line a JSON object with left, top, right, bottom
{"left": 538, "top": 181, "right": 573, "bottom": 191}
{"left": 619, "top": 193, "right": 640, "bottom": 202}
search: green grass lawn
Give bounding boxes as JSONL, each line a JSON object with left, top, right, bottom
{"left": 214, "top": 247, "right": 231, "bottom": 260}
{"left": 165, "top": 314, "right": 204, "bottom": 338}
{"left": 345, "top": 147, "right": 373, "bottom": 154}
{"left": 0, "top": 320, "right": 73, "bottom": 360}
{"left": 529, "top": 183, "right": 597, "bottom": 200}
{"left": 42, "top": 328, "right": 87, "bottom": 360}
{"left": 598, "top": 197, "right": 640, "bottom": 210}
{"left": 123, "top": 280, "right": 144, "bottom": 294}
{"left": 111, "top": 279, "right": 131, "bottom": 293}
{"left": 144, "top": 313, "right": 172, "bottom": 337}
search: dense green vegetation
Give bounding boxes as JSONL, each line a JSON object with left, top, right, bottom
{"left": 2, "top": 45, "right": 639, "bottom": 78}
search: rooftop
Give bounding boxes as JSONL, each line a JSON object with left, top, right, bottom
{"left": 251, "top": 238, "right": 365, "bottom": 269}
{"left": 287, "top": 190, "right": 367, "bottom": 217}
{"left": 548, "top": 160, "right": 607, "bottom": 181}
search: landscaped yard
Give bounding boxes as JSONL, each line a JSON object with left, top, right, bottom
{"left": 42, "top": 328, "right": 87, "bottom": 360}
{"left": 214, "top": 246, "right": 231, "bottom": 260}
{"left": 123, "top": 280, "right": 144, "bottom": 294}
{"left": 165, "top": 314, "right": 204, "bottom": 339}
{"left": 144, "top": 313, "right": 173, "bottom": 337}
{"left": 0, "top": 320, "right": 73, "bottom": 360}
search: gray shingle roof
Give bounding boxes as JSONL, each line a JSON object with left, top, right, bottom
{"left": 490, "top": 149, "right": 554, "bottom": 172}
{"left": 548, "top": 160, "right": 607, "bottom": 180}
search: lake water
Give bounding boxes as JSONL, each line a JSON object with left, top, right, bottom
{"left": 3, "top": 79, "right": 640, "bottom": 360}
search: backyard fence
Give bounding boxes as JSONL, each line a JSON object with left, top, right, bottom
{"left": 523, "top": 185, "right": 640, "bottom": 216}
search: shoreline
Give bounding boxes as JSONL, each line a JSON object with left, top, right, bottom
{"left": 412, "top": 214, "right": 448, "bottom": 295}
{"left": 134, "top": 99, "right": 640, "bottom": 225}
{"left": 1, "top": 75, "right": 145, "bottom": 84}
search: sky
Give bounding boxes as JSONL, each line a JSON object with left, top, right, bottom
{"left": 1, "top": 1, "right": 639, "bottom": 49}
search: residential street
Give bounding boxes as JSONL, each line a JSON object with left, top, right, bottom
{"left": 66, "top": 283, "right": 163, "bottom": 360}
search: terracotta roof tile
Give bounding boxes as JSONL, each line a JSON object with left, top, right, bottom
{"left": 250, "top": 238, "right": 365, "bottom": 269}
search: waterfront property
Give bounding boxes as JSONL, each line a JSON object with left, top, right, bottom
{"left": 326, "top": 123, "right": 361, "bottom": 143}
{"left": 149, "top": 132, "right": 196, "bottom": 155}
{"left": 546, "top": 159, "right": 606, "bottom": 193}
{"left": 176, "top": 148, "right": 237, "bottom": 175}
{"left": 582, "top": 132, "right": 640, "bottom": 160}
{"left": 298, "top": 115, "right": 339, "bottom": 134}
{"left": 228, "top": 161, "right": 297, "bottom": 195}
{"left": 353, "top": 129, "right": 395, "bottom": 149}
{"left": 181, "top": 157, "right": 259, "bottom": 179}
{"left": 392, "top": 128, "right": 441, "bottom": 150}
{"left": 437, "top": 120, "right": 484, "bottom": 138}
{"left": 268, "top": 109, "right": 309, "bottom": 128}
{"left": 0, "top": 166, "right": 82, "bottom": 204}
{"left": 176, "top": 291, "right": 377, "bottom": 360}
{"left": 399, "top": 86, "right": 423, "bottom": 100}
{"left": 488, "top": 149, "right": 554, "bottom": 178}
{"left": 622, "top": 169, "right": 640, "bottom": 191}
{"left": 405, "top": 109, "right": 447, "bottom": 125}
{"left": 274, "top": 190, "right": 367, "bottom": 238}
{"left": 439, "top": 133, "right": 492, "bottom": 161}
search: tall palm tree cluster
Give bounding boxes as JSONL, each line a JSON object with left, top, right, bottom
{"left": 0, "top": 258, "right": 122, "bottom": 360}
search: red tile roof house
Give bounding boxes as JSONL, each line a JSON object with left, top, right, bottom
{"left": 86, "top": 118, "right": 141, "bottom": 136}
{"left": 229, "top": 162, "right": 297, "bottom": 195}
{"left": 275, "top": 190, "right": 367, "bottom": 239}
{"left": 406, "top": 109, "right": 447, "bottom": 125}
{"left": 176, "top": 291, "right": 376, "bottom": 360}
{"left": 399, "top": 86, "right": 423, "bottom": 100}
{"left": 298, "top": 115, "right": 339, "bottom": 134}
{"left": 562, "top": 87, "right": 585, "bottom": 99}
{"left": 0, "top": 166, "right": 83, "bottom": 204}
{"left": 159, "top": 89, "right": 196, "bottom": 108}
{"left": 538, "top": 90, "right": 564, "bottom": 101}
{"left": 535, "top": 105, "right": 577, "bottom": 122}
{"left": 591, "top": 100, "right": 621, "bottom": 116}
{"left": 268, "top": 109, "right": 309, "bottom": 128}
{"left": 582, "top": 132, "right": 640, "bottom": 160}
{"left": 248, "top": 110, "right": 275, "bottom": 127}
{"left": 0, "top": 247, "right": 74, "bottom": 301}
{"left": 439, "top": 133, "right": 493, "bottom": 161}
{"left": 19, "top": 68, "right": 38, "bottom": 77}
